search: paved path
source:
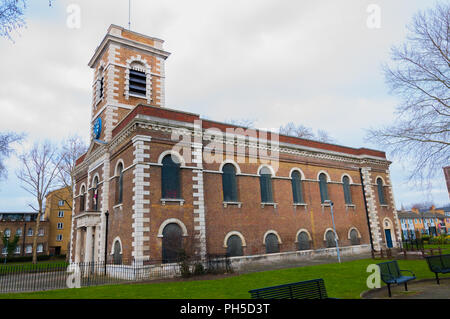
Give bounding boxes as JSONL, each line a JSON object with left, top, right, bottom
{"left": 362, "top": 278, "right": 450, "bottom": 299}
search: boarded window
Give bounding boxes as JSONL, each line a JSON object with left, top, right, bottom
{"left": 377, "top": 178, "right": 386, "bottom": 204}
{"left": 113, "top": 241, "right": 122, "bottom": 265}
{"left": 226, "top": 235, "right": 243, "bottom": 257}
{"left": 325, "top": 230, "right": 336, "bottom": 248}
{"left": 260, "top": 167, "right": 273, "bottom": 203}
{"left": 291, "top": 171, "right": 304, "bottom": 203}
{"left": 222, "top": 164, "right": 238, "bottom": 202}
{"left": 319, "top": 173, "right": 329, "bottom": 203}
{"left": 350, "top": 229, "right": 360, "bottom": 245}
{"left": 297, "top": 232, "right": 310, "bottom": 251}
{"left": 265, "top": 233, "right": 280, "bottom": 254}
{"left": 116, "top": 163, "right": 123, "bottom": 204}
{"left": 162, "top": 223, "right": 183, "bottom": 263}
{"left": 342, "top": 176, "right": 352, "bottom": 204}
{"left": 162, "top": 155, "right": 181, "bottom": 199}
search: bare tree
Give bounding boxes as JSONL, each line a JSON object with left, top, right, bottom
{"left": 366, "top": 2, "right": 449, "bottom": 187}
{"left": 226, "top": 118, "right": 256, "bottom": 128}
{"left": 0, "top": 0, "right": 26, "bottom": 41}
{"left": 279, "top": 122, "right": 336, "bottom": 143}
{"left": 16, "top": 141, "right": 62, "bottom": 264}
{"left": 55, "top": 135, "right": 88, "bottom": 210}
{"left": 0, "top": 131, "right": 23, "bottom": 181}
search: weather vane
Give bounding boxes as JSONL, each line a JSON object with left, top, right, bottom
{"left": 128, "top": 0, "right": 131, "bottom": 30}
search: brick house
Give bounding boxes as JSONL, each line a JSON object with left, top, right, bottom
{"left": 0, "top": 212, "right": 49, "bottom": 257}
{"left": 70, "top": 24, "right": 402, "bottom": 266}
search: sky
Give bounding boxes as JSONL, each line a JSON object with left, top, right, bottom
{"left": 0, "top": 0, "right": 448, "bottom": 211}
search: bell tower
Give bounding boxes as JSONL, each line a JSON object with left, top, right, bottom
{"left": 87, "top": 24, "right": 171, "bottom": 143}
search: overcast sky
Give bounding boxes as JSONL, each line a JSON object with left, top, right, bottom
{"left": 0, "top": 0, "right": 448, "bottom": 211}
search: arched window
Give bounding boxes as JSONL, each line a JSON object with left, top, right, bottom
{"left": 265, "top": 233, "right": 280, "bottom": 254}
{"left": 129, "top": 61, "right": 146, "bottom": 97}
{"left": 291, "top": 171, "right": 304, "bottom": 204}
{"left": 162, "top": 223, "right": 183, "bottom": 263}
{"left": 342, "top": 176, "right": 352, "bottom": 205}
{"left": 162, "top": 155, "right": 181, "bottom": 199}
{"left": 222, "top": 163, "right": 238, "bottom": 202}
{"left": 226, "top": 235, "right": 243, "bottom": 257}
{"left": 113, "top": 240, "right": 122, "bottom": 265}
{"left": 259, "top": 167, "right": 273, "bottom": 203}
{"left": 319, "top": 173, "right": 329, "bottom": 203}
{"left": 377, "top": 178, "right": 386, "bottom": 204}
{"left": 350, "top": 229, "right": 360, "bottom": 245}
{"left": 116, "top": 163, "right": 123, "bottom": 204}
{"left": 80, "top": 186, "right": 86, "bottom": 212}
{"left": 37, "top": 244, "right": 43, "bottom": 253}
{"left": 325, "top": 230, "right": 336, "bottom": 248}
{"left": 4, "top": 229, "right": 10, "bottom": 238}
{"left": 297, "top": 232, "right": 310, "bottom": 251}
{"left": 92, "top": 176, "right": 99, "bottom": 211}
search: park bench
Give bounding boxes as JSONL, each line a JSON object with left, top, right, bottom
{"left": 248, "top": 278, "right": 332, "bottom": 299}
{"left": 424, "top": 254, "right": 450, "bottom": 284}
{"left": 377, "top": 260, "right": 416, "bottom": 297}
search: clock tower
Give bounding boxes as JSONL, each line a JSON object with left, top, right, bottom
{"left": 88, "top": 24, "right": 171, "bottom": 143}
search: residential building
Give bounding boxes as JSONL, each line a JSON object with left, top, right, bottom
{"left": 0, "top": 212, "right": 49, "bottom": 257}
{"left": 44, "top": 187, "right": 73, "bottom": 256}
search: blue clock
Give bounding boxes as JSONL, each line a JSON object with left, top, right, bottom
{"left": 93, "top": 117, "right": 102, "bottom": 140}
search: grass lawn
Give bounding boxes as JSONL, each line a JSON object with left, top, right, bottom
{"left": 0, "top": 258, "right": 439, "bottom": 299}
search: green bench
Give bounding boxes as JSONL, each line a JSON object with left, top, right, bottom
{"left": 377, "top": 260, "right": 416, "bottom": 297}
{"left": 424, "top": 254, "right": 450, "bottom": 284}
{"left": 248, "top": 278, "right": 332, "bottom": 299}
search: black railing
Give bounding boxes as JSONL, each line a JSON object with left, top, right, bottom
{"left": 402, "top": 238, "right": 424, "bottom": 251}
{"left": 0, "top": 254, "right": 232, "bottom": 293}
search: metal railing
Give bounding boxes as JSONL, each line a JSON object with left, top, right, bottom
{"left": 0, "top": 254, "right": 232, "bottom": 293}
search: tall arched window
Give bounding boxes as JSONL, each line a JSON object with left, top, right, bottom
{"left": 377, "top": 178, "right": 386, "bottom": 204}
{"left": 291, "top": 171, "right": 304, "bottom": 204}
{"left": 222, "top": 164, "right": 238, "bottom": 202}
{"left": 162, "top": 223, "right": 183, "bottom": 263}
{"left": 350, "top": 229, "right": 360, "bottom": 245}
{"left": 325, "top": 230, "right": 336, "bottom": 248}
{"left": 113, "top": 240, "right": 122, "bottom": 265}
{"left": 92, "top": 176, "right": 99, "bottom": 211}
{"left": 80, "top": 186, "right": 86, "bottom": 212}
{"left": 162, "top": 155, "right": 181, "bottom": 199}
{"left": 116, "top": 163, "right": 123, "bottom": 204}
{"left": 226, "top": 235, "right": 243, "bottom": 257}
{"left": 342, "top": 176, "right": 352, "bottom": 205}
{"left": 318, "top": 173, "right": 329, "bottom": 203}
{"left": 297, "top": 232, "right": 310, "bottom": 251}
{"left": 259, "top": 167, "right": 273, "bottom": 203}
{"left": 265, "top": 233, "right": 280, "bottom": 254}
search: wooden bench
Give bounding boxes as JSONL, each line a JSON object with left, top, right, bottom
{"left": 248, "top": 278, "right": 331, "bottom": 299}
{"left": 424, "top": 254, "right": 450, "bottom": 284}
{"left": 377, "top": 260, "right": 416, "bottom": 297}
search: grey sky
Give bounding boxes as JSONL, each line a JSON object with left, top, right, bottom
{"left": 0, "top": 0, "right": 448, "bottom": 211}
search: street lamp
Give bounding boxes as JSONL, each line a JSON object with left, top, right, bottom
{"left": 324, "top": 200, "right": 341, "bottom": 263}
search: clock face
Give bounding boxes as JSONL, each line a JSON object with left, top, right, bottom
{"left": 93, "top": 117, "right": 102, "bottom": 139}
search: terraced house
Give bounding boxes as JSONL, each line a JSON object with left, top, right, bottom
{"left": 70, "top": 25, "right": 402, "bottom": 267}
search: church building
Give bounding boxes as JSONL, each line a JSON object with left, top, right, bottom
{"left": 70, "top": 25, "right": 402, "bottom": 266}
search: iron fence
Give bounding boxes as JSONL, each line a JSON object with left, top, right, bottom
{"left": 402, "top": 238, "right": 424, "bottom": 251}
{"left": 0, "top": 254, "right": 232, "bottom": 294}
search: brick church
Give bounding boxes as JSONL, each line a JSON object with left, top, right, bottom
{"left": 70, "top": 25, "right": 402, "bottom": 266}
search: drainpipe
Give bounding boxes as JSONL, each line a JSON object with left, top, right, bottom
{"left": 104, "top": 210, "right": 109, "bottom": 275}
{"left": 359, "top": 168, "right": 374, "bottom": 251}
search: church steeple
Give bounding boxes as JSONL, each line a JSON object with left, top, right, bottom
{"left": 87, "top": 24, "right": 171, "bottom": 142}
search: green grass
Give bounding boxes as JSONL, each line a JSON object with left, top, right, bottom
{"left": 0, "top": 258, "right": 438, "bottom": 299}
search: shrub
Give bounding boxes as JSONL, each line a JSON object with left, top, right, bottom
{"left": 193, "top": 263, "right": 205, "bottom": 276}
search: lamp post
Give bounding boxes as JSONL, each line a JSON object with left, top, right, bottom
{"left": 325, "top": 200, "right": 341, "bottom": 263}
{"left": 104, "top": 210, "right": 109, "bottom": 275}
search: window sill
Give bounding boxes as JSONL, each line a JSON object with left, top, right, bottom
{"left": 223, "top": 201, "right": 242, "bottom": 208}
{"left": 293, "top": 203, "right": 307, "bottom": 207}
{"left": 261, "top": 202, "right": 278, "bottom": 209}
{"left": 129, "top": 93, "right": 147, "bottom": 99}
{"left": 161, "top": 198, "right": 185, "bottom": 206}
{"left": 321, "top": 203, "right": 331, "bottom": 207}
{"left": 380, "top": 204, "right": 389, "bottom": 208}
{"left": 113, "top": 203, "right": 123, "bottom": 212}
{"left": 345, "top": 204, "right": 356, "bottom": 208}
